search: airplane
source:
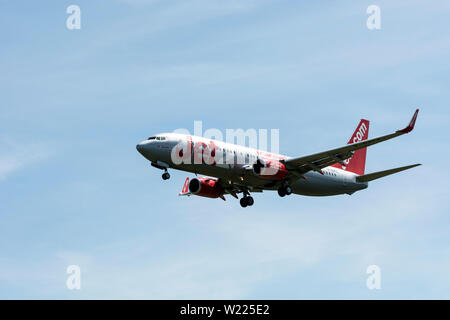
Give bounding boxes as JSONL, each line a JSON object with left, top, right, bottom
{"left": 136, "top": 109, "right": 420, "bottom": 208}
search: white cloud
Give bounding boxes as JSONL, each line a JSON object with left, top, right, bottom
{"left": 0, "top": 137, "right": 48, "bottom": 180}
{"left": 0, "top": 166, "right": 448, "bottom": 299}
{"left": 38, "top": 171, "right": 446, "bottom": 299}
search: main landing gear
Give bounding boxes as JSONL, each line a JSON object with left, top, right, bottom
{"left": 240, "top": 195, "right": 254, "bottom": 208}
{"left": 277, "top": 184, "right": 292, "bottom": 197}
{"left": 239, "top": 189, "right": 254, "bottom": 208}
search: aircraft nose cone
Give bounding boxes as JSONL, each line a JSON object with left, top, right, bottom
{"left": 136, "top": 142, "right": 145, "bottom": 154}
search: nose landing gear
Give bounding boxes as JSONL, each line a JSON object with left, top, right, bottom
{"left": 151, "top": 162, "right": 170, "bottom": 180}
{"left": 162, "top": 171, "right": 170, "bottom": 180}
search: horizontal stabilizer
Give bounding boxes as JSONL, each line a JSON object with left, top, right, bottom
{"left": 356, "top": 164, "right": 421, "bottom": 182}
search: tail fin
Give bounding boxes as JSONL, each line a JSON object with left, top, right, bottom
{"left": 332, "top": 119, "right": 370, "bottom": 175}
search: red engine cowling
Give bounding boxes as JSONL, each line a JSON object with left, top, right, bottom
{"left": 189, "top": 177, "right": 224, "bottom": 198}
{"left": 252, "top": 158, "right": 288, "bottom": 180}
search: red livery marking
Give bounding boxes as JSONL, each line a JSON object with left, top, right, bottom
{"left": 332, "top": 119, "right": 369, "bottom": 175}
{"left": 189, "top": 177, "right": 224, "bottom": 198}
{"left": 181, "top": 177, "right": 189, "bottom": 194}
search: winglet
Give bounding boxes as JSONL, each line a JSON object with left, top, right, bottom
{"left": 179, "top": 177, "right": 191, "bottom": 196}
{"left": 397, "top": 109, "right": 419, "bottom": 133}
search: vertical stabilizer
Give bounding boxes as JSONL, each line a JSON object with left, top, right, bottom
{"left": 332, "top": 119, "right": 369, "bottom": 175}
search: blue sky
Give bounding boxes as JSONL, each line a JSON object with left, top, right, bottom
{"left": 1, "top": 0, "right": 449, "bottom": 299}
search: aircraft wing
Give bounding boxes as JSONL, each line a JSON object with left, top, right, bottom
{"left": 283, "top": 109, "right": 419, "bottom": 174}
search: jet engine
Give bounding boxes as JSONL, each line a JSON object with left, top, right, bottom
{"left": 252, "top": 158, "right": 288, "bottom": 180}
{"left": 189, "top": 177, "right": 224, "bottom": 198}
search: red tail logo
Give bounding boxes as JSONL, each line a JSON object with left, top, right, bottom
{"left": 332, "top": 119, "right": 369, "bottom": 175}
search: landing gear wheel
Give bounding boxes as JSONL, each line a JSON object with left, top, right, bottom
{"left": 284, "top": 185, "right": 292, "bottom": 195}
{"left": 162, "top": 172, "right": 170, "bottom": 180}
{"left": 277, "top": 188, "right": 286, "bottom": 197}
{"left": 246, "top": 196, "right": 254, "bottom": 206}
{"left": 240, "top": 198, "right": 248, "bottom": 208}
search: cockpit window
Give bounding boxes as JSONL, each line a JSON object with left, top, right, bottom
{"left": 148, "top": 136, "right": 166, "bottom": 141}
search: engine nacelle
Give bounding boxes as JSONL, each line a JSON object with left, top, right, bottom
{"left": 189, "top": 177, "right": 224, "bottom": 198}
{"left": 252, "top": 158, "right": 288, "bottom": 180}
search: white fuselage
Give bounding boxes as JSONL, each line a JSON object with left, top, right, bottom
{"left": 136, "top": 133, "right": 368, "bottom": 196}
